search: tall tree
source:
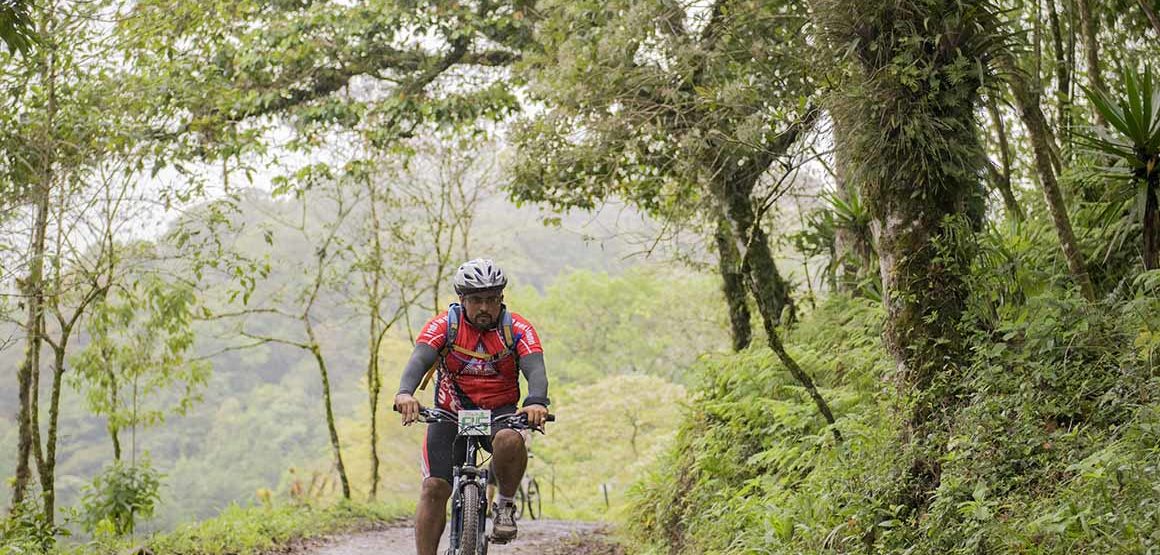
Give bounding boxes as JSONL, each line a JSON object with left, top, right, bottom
{"left": 1007, "top": 71, "right": 1098, "bottom": 299}
{"left": 509, "top": 0, "right": 840, "bottom": 428}
{"left": 817, "top": 0, "right": 1002, "bottom": 500}
{"left": 2, "top": 0, "right": 142, "bottom": 519}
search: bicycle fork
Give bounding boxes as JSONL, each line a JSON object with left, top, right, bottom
{"left": 449, "top": 466, "right": 489, "bottom": 554}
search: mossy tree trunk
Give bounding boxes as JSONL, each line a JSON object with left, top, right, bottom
{"left": 1076, "top": 0, "right": 1106, "bottom": 126}
{"left": 712, "top": 156, "right": 795, "bottom": 327}
{"left": 819, "top": 0, "right": 1001, "bottom": 501}
{"left": 709, "top": 141, "right": 839, "bottom": 439}
{"left": 12, "top": 179, "right": 49, "bottom": 510}
{"left": 714, "top": 211, "right": 752, "bottom": 351}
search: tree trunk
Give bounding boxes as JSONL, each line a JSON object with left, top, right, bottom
{"left": 367, "top": 187, "right": 385, "bottom": 499}
{"left": 1145, "top": 174, "right": 1159, "bottom": 270}
{"left": 1047, "top": 0, "right": 1072, "bottom": 151}
{"left": 106, "top": 349, "right": 122, "bottom": 461}
{"left": 1076, "top": 0, "right": 1106, "bottom": 126}
{"left": 713, "top": 212, "right": 752, "bottom": 351}
{"left": 712, "top": 159, "right": 838, "bottom": 438}
{"left": 39, "top": 344, "right": 69, "bottom": 524}
{"left": 1009, "top": 76, "right": 1098, "bottom": 300}
{"left": 820, "top": 0, "right": 997, "bottom": 506}
{"left": 716, "top": 164, "right": 794, "bottom": 326}
{"left": 307, "top": 337, "right": 351, "bottom": 499}
{"left": 11, "top": 126, "right": 52, "bottom": 515}
{"left": 986, "top": 99, "right": 1025, "bottom": 223}
{"left": 367, "top": 313, "right": 383, "bottom": 499}
{"left": 12, "top": 209, "right": 47, "bottom": 508}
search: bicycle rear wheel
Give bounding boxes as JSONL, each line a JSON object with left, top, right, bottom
{"left": 460, "top": 482, "right": 483, "bottom": 555}
{"left": 526, "top": 478, "right": 542, "bottom": 520}
{"left": 514, "top": 483, "right": 525, "bottom": 520}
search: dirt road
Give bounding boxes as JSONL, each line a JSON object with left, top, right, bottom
{"left": 303, "top": 519, "right": 623, "bottom": 555}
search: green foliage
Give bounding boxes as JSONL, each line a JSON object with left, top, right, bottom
{"left": 533, "top": 374, "right": 686, "bottom": 521}
{"left": 506, "top": 268, "right": 731, "bottom": 385}
{"left": 627, "top": 295, "right": 891, "bottom": 553}
{"left": 1079, "top": 64, "right": 1160, "bottom": 269}
{"left": 69, "top": 275, "right": 211, "bottom": 455}
{"left": 627, "top": 289, "right": 1160, "bottom": 554}
{"left": 78, "top": 461, "right": 162, "bottom": 537}
{"left": 0, "top": 497, "right": 67, "bottom": 554}
{"left": 1082, "top": 66, "right": 1160, "bottom": 166}
{"left": 0, "top": 0, "right": 35, "bottom": 55}
{"left": 52, "top": 502, "right": 406, "bottom": 555}
{"left": 509, "top": 0, "right": 818, "bottom": 219}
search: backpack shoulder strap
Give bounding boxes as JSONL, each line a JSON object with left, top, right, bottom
{"left": 446, "top": 303, "right": 462, "bottom": 346}
{"left": 418, "top": 305, "right": 461, "bottom": 391}
{"left": 501, "top": 309, "right": 519, "bottom": 357}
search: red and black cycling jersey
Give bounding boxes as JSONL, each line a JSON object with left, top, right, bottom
{"left": 416, "top": 309, "right": 542, "bottom": 411}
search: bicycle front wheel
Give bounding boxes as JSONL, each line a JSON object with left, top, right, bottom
{"left": 460, "top": 482, "right": 483, "bottom": 555}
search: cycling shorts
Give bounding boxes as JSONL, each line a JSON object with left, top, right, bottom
{"left": 422, "top": 405, "right": 519, "bottom": 483}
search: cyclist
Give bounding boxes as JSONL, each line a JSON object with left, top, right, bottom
{"left": 395, "top": 258, "right": 550, "bottom": 555}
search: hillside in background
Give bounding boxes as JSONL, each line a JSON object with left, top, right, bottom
{"left": 0, "top": 185, "right": 726, "bottom": 532}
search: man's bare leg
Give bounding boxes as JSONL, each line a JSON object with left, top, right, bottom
{"left": 416, "top": 477, "right": 451, "bottom": 555}
{"left": 492, "top": 429, "right": 527, "bottom": 496}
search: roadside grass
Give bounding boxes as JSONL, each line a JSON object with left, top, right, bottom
{"left": 38, "top": 501, "right": 410, "bottom": 555}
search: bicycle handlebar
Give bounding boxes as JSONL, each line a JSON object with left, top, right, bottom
{"left": 392, "top": 405, "right": 556, "bottom": 431}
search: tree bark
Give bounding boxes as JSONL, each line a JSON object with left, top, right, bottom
{"left": 1145, "top": 173, "right": 1159, "bottom": 270}
{"left": 11, "top": 51, "right": 54, "bottom": 509}
{"left": 12, "top": 186, "right": 48, "bottom": 509}
{"left": 1047, "top": 0, "right": 1072, "bottom": 150}
{"left": 1075, "top": 0, "right": 1105, "bottom": 126}
{"left": 366, "top": 186, "right": 385, "bottom": 499}
{"left": 711, "top": 153, "right": 838, "bottom": 439}
{"left": 1009, "top": 76, "right": 1098, "bottom": 300}
{"left": 713, "top": 212, "right": 752, "bottom": 351}
{"left": 39, "top": 343, "right": 70, "bottom": 524}
{"left": 715, "top": 162, "right": 795, "bottom": 326}
{"left": 306, "top": 334, "right": 351, "bottom": 499}
{"left": 819, "top": 0, "right": 998, "bottom": 505}
{"left": 986, "top": 99, "right": 1024, "bottom": 223}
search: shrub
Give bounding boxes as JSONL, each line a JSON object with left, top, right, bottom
{"left": 79, "top": 460, "right": 162, "bottom": 537}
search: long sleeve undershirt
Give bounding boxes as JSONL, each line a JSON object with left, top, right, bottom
{"left": 396, "top": 344, "right": 549, "bottom": 406}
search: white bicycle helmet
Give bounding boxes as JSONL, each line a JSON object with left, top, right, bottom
{"left": 453, "top": 258, "right": 508, "bottom": 295}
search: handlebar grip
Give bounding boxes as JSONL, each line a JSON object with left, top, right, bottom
{"left": 546, "top": 414, "right": 556, "bottom": 422}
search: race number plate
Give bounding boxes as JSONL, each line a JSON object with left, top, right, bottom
{"left": 458, "top": 409, "right": 492, "bottom": 436}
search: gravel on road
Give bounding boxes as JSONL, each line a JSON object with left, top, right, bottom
{"left": 299, "top": 519, "right": 623, "bottom": 555}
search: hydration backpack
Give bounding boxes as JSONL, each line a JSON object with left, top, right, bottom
{"left": 418, "top": 303, "right": 521, "bottom": 391}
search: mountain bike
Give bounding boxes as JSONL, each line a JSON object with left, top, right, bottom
{"left": 400, "top": 406, "right": 553, "bottom": 555}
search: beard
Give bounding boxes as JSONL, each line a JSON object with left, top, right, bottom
{"left": 470, "top": 312, "right": 495, "bottom": 328}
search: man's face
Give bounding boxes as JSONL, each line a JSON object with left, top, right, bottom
{"left": 461, "top": 290, "right": 503, "bottom": 328}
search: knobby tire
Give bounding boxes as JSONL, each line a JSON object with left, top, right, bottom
{"left": 526, "top": 478, "right": 541, "bottom": 520}
{"left": 461, "top": 482, "right": 483, "bottom": 555}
